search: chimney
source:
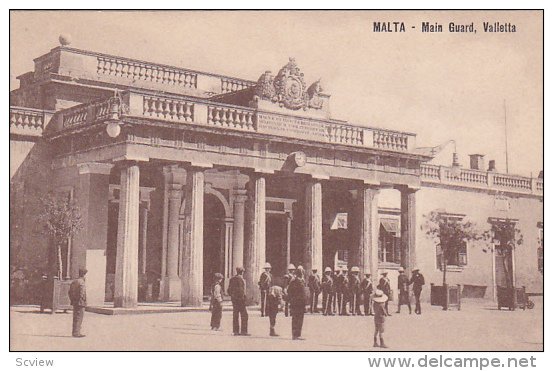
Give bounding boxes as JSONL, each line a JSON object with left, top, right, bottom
{"left": 488, "top": 160, "right": 496, "bottom": 172}
{"left": 469, "top": 154, "right": 485, "bottom": 171}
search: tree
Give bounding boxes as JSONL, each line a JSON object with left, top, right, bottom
{"left": 485, "top": 220, "right": 523, "bottom": 288}
{"left": 423, "top": 210, "right": 483, "bottom": 287}
{"left": 38, "top": 193, "right": 83, "bottom": 279}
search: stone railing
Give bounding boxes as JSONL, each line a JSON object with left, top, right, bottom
{"left": 220, "top": 77, "right": 255, "bottom": 94}
{"left": 207, "top": 105, "right": 255, "bottom": 131}
{"left": 328, "top": 123, "right": 364, "bottom": 146}
{"left": 421, "top": 163, "right": 542, "bottom": 196}
{"left": 61, "top": 98, "right": 114, "bottom": 128}
{"left": 143, "top": 95, "right": 194, "bottom": 123}
{"left": 97, "top": 56, "right": 198, "bottom": 89}
{"left": 10, "top": 107, "right": 50, "bottom": 136}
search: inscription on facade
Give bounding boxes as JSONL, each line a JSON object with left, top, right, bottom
{"left": 257, "top": 113, "right": 329, "bottom": 142}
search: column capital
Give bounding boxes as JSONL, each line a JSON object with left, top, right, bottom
{"left": 308, "top": 173, "right": 330, "bottom": 180}
{"left": 395, "top": 184, "right": 420, "bottom": 193}
{"left": 78, "top": 162, "right": 114, "bottom": 175}
{"left": 112, "top": 154, "right": 149, "bottom": 163}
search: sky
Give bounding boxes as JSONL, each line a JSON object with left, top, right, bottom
{"left": 9, "top": 10, "right": 543, "bottom": 177}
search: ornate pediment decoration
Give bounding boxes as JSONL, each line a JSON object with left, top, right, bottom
{"left": 254, "top": 58, "right": 325, "bottom": 111}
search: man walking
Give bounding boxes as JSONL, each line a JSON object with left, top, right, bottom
{"left": 409, "top": 268, "right": 425, "bottom": 315}
{"left": 68, "top": 268, "right": 87, "bottom": 338}
{"left": 396, "top": 267, "right": 412, "bottom": 314}
{"left": 378, "top": 272, "right": 392, "bottom": 316}
{"left": 361, "top": 272, "right": 374, "bottom": 316}
{"left": 321, "top": 267, "right": 334, "bottom": 315}
{"left": 288, "top": 266, "right": 307, "bottom": 340}
{"left": 258, "top": 262, "right": 272, "bottom": 317}
{"left": 349, "top": 266, "right": 362, "bottom": 315}
{"left": 308, "top": 268, "right": 321, "bottom": 313}
{"left": 228, "top": 267, "right": 250, "bottom": 336}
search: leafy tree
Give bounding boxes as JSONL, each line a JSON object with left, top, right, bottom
{"left": 38, "top": 193, "right": 83, "bottom": 279}
{"left": 423, "top": 210, "right": 483, "bottom": 287}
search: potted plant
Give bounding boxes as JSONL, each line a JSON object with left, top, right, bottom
{"left": 38, "top": 192, "right": 83, "bottom": 313}
{"left": 423, "top": 210, "right": 483, "bottom": 310}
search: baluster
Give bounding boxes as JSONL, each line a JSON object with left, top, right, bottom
{"left": 97, "top": 59, "right": 105, "bottom": 74}
{"left": 184, "top": 103, "right": 192, "bottom": 122}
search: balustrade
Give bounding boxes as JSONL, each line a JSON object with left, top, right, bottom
{"left": 373, "top": 130, "right": 409, "bottom": 151}
{"left": 10, "top": 108, "right": 45, "bottom": 131}
{"left": 207, "top": 105, "right": 255, "bottom": 131}
{"left": 220, "top": 78, "right": 254, "bottom": 94}
{"left": 143, "top": 96, "right": 194, "bottom": 123}
{"left": 328, "top": 124, "right": 363, "bottom": 146}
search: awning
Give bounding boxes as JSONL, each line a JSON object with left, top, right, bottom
{"left": 380, "top": 218, "right": 400, "bottom": 235}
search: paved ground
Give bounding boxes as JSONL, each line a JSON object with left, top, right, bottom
{"left": 10, "top": 298, "right": 543, "bottom": 351}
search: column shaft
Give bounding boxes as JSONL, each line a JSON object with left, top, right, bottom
{"left": 401, "top": 188, "right": 417, "bottom": 273}
{"left": 355, "top": 186, "right": 380, "bottom": 276}
{"left": 232, "top": 193, "right": 247, "bottom": 274}
{"left": 181, "top": 169, "right": 204, "bottom": 306}
{"left": 244, "top": 175, "right": 266, "bottom": 305}
{"left": 304, "top": 180, "right": 323, "bottom": 274}
{"left": 114, "top": 163, "right": 140, "bottom": 308}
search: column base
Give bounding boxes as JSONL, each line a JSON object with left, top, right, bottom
{"left": 160, "top": 276, "right": 181, "bottom": 301}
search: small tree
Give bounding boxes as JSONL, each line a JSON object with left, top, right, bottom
{"left": 485, "top": 220, "right": 523, "bottom": 288}
{"left": 38, "top": 193, "right": 83, "bottom": 279}
{"left": 423, "top": 210, "right": 483, "bottom": 287}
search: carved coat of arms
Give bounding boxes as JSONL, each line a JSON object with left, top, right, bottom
{"left": 254, "top": 58, "right": 325, "bottom": 111}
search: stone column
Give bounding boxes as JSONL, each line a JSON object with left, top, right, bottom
{"left": 354, "top": 185, "right": 380, "bottom": 276}
{"left": 181, "top": 168, "right": 205, "bottom": 307}
{"left": 75, "top": 162, "right": 113, "bottom": 307}
{"left": 244, "top": 174, "right": 266, "bottom": 305}
{"left": 304, "top": 179, "right": 323, "bottom": 274}
{"left": 224, "top": 219, "right": 234, "bottom": 289}
{"left": 400, "top": 187, "right": 418, "bottom": 273}
{"left": 232, "top": 190, "right": 247, "bottom": 274}
{"left": 114, "top": 162, "right": 141, "bottom": 308}
{"left": 139, "top": 203, "right": 149, "bottom": 275}
{"left": 162, "top": 184, "right": 182, "bottom": 301}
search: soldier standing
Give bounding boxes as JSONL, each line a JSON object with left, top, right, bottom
{"left": 340, "top": 268, "right": 350, "bottom": 315}
{"left": 283, "top": 264, "right": 296, "bottom": 317}
{"left": 361, "top": 272, "right": 374, "bottom": 316}
{"left": 308, "top": 268, "right": 321, "bottom": 313}
{"left": 228, "top": 267, "right": 250, "bottom": 336}
{"left": 409, "top": 268, "right": 425, "bottom": 315}
{"left": 321, "top": 267, "right": 334, "bottom": 315}
{"left": 349, "top": 266, "right": 362, "bottom": 315}
{"left": 258, "top": 262, "right": 272, "bottom": 317}
{"left": 288, "top": 266, "right": 307, "bottom": 340}
{"left": 332, "top": 268, "right": 340, "bottom": 314}
{"left": 210, "top": 273, "right": 224, "bottom": 330}
{"left": 68, "top": 268, "right": 87, "bottom": 338}
{"left": 396, "top": 267, "right": 412, "bottom": 314}
{"left": 378, "top": 272, "right": 392, "bottom": 316}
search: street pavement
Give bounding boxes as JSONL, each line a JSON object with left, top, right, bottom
{"left": 10, "top": 298, "right": 542, "bottom": 351}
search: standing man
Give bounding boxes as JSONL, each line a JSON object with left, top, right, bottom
{"left": 340, "top": 268, "right": 350, "bottom": 316}
{"left": 321, "top": 267, "right": 334, "bottom": 316}
{"left": 228, "top": 267, "right": 250, "bottom": 336}
{"left": 396, "top": 267, "right": 412, "bottom": 314}
{"left": 258, "top": 262, "right": 272, "bottom": 317}
{"left": 349, "top": 266, "right": 362, "bottom": 315}
{"left": 288, "top": 266, "right": 307, "bottom": 340}
{"left": 332, "top": 268, "right": 340, "bottom": 314}
{"left": 68, "top": 268, "right": 87, "bottom": 338}
{"left": 283, "top": 264, "right": 296, "bottom": 317}
{"left": 210, "top": 273, "right": 224, "bottom": 331}
{"left": 361, "top": 272, "right": 374, "bottom": 316}
{"left": 378, "top": 272, "right": 392, "bottom": 316}
{"left": 308, "top": 268, "right": 321, "bottom": 313}
{"left": 409, "top": 268, "right": 425, "bottom": 315}
{"left": 372, "top": 289, "right": 389, "bottom": 348}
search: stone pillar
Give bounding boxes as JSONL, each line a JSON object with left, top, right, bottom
{"left": 244, "top": 174, "right": 266, "bottom": 305}
{"left": 224, "top": 219, "right": 234, "bottom": 286}
{"left": 181, "top": 168, "right": 205, "bottom": 306}
{"left": 114, "top": 162, "right": 141, "bottom": 308}
{"left": 139, "top": 203, "right": 149, "bottom": 275}
{"left": 304, "top": 179, "right": 323, "bottom": 274}
{"left": 354, "top": 185, "right": 380, "bottom": 276}
{"left": 75, "top": 162, "right": 113, "bottom": 307}
{"left": 400, "top": 187, "right": 418, "bottom": 273}
{"left": 232, "top": 190, "right": 247, "bottom": 274}
{"left": 286, "top": 212, "right": 292, "bottom": 267}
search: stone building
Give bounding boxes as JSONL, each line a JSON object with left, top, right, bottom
{"left": 10, "top": 41, "right": 543, "bottom": 308}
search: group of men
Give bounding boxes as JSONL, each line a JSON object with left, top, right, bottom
{"left": 259, "top": 263, "right": 426, "bottom": 318}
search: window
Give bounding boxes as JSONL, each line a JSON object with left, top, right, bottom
{"left": 378, "top": 219, "right": 401, "bottom": 264}
{"left": 435, "top": 213, "right": 469, "bottom": 269}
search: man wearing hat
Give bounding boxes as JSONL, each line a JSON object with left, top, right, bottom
{"left": 378, "top": 272, "right": 392, "bottom": 316}
{"left": 409, "top": 268, "right": 425, "bottom": 315}
{"left": 361, "top": 272, "right": 374, "bottom": 316}
{"left": 337, "top": 268, "right": 350, "bottom": 315}
{"left": 258, "top": 262, "right": 272, "bottom": 317}
{"left": 321, "top": 267, "right": 334, "bottom": 315}
{"left": 288, "top": 266, "right": 307, "bottom": 340}
{"left": 396, "top": 267, "right": 412, "bottom": 314}
{"left": 283, "top": 264, "right": 296, "bottom": 317}
{"left": 68, "top": 268, "right": 87, "bottom": 337}
{"left": 228, "top": 267, "right": 250, "bottom": 336}
{"left": 349, "top": 266, "right": 362, "bottom": 315}
{"left": 210, "top": 272, "right": 224, "bottom": 330}
{"left": 332, "top": 268, "right": 341, "bottom": 314}
{"left": 372, "top": 289, "right": 389, "bottom": 348}
{"left": 308, "top": 267, "right": 321, "bottom": 313}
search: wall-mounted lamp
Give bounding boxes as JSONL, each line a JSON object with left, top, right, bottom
{"left": 105, "top": 90, "right": 126, "bottom": 138}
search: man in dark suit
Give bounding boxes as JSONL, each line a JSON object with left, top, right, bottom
{"left": 307, "top": 268, "right": 321, "bottom": 313}
{"left": 378, "top": 272, "right": 392, "bottom": 316}
{"left": 227, "top": 267, "right": 250, "bottom": 336}
{"left": 288, "top": 266, "right": 307, "bottom": 340}
{"left": 321, "top": 267, "right": 334, "bottom": 315}
{"left": 258, "top": 262, "right": 272, "bottom": 317}
{"left": 409, "top": 268, "right": 425, "bottom": 315}
{"left": 68, "top": 268, "right": 87, "bottom": 338}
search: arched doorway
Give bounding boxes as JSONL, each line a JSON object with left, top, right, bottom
{"left": 203, "top": 193, "right": 226, "bottom": 296}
